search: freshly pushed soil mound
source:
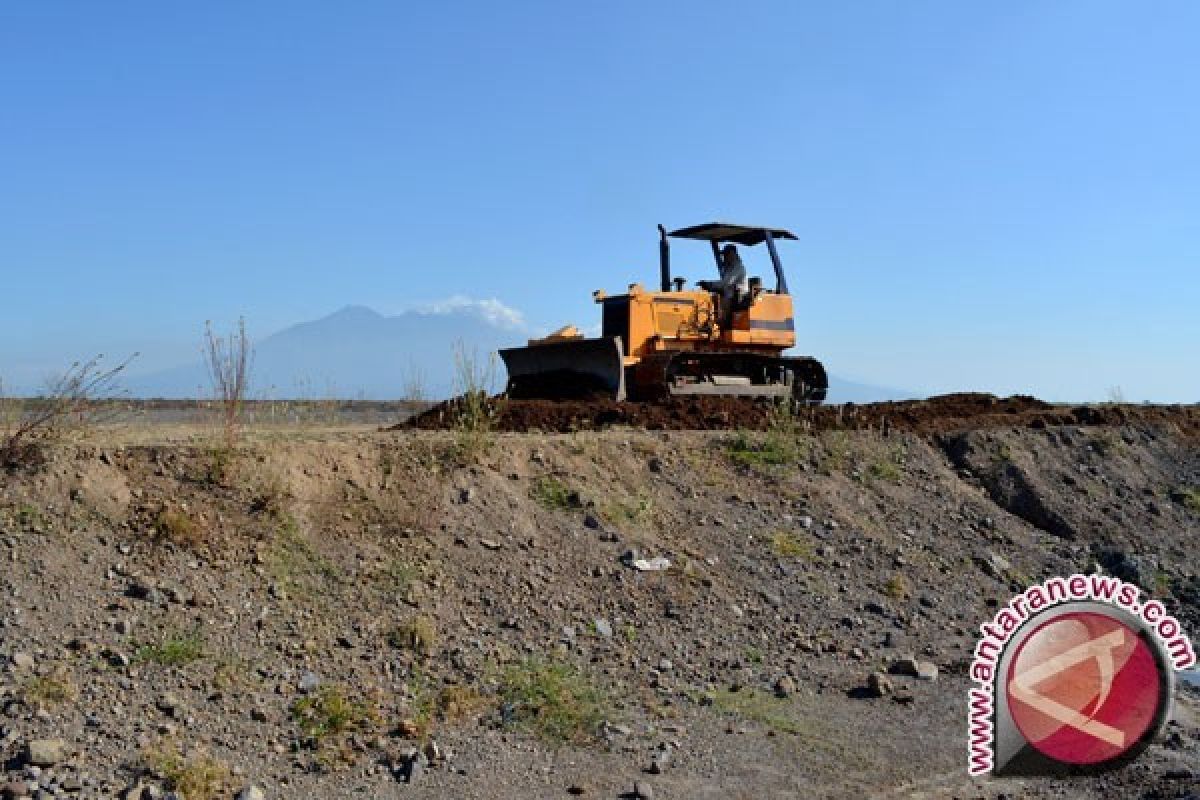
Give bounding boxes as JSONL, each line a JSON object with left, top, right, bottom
{"left": 402, "top": 391, "right": 1200, "bottom": 435}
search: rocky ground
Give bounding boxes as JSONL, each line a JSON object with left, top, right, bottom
{"left": 0, "top": 398, "right": 1197, "bottom": 799}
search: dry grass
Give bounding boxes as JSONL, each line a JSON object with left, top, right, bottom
{"left": 771, "top": 530, "right": 813, "bottom": 560}
{"left": 884, "top": 572, "right": 911, "bottom": 600}
{"left": 153, "top": 507, "right": 203, "bottom": 548}
{"left": 707, "top": 687, "right": 804, "bottom": 735}
{"left": 388, "top": 616, "right": 438, "bottom": 656}
{"left": 437, "top": 684, "right": 487, "bottom": 722}
{"left": 143, "top": 739, "right": 230, "bottom": 799}
{"left": 450, "top": 343, "right": 503, "bottom": 464}
{"left": 22, "top": 670, "right": 77, "bottom": 709}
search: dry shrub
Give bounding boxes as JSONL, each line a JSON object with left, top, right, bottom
{"left": 1, "top": 355, "right": 133, "bottom": 469}
{"left": 203, "top": 318, "right": 252, "bottom": 450}
{"left": 143, "top": 739, "right": 230, "bottom": 800}
{"left": 153, "top": 507, "right": 204, "bottom": 548}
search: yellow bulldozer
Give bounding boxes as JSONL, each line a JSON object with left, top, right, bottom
{"left": 499, "top": 222, "right": 828, "bottom": 404}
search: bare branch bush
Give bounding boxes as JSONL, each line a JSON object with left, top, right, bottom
{"left": 203, "top": 318, "right": 253, "bottom": 450}
{"left": 402, "top": 361, "right": 428, "bottom": 405}
{"left": 1, "top": 355, "right": 134, "bottom": 469}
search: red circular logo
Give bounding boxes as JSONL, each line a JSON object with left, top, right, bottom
{"left": 1005, "top": 611, "right": 1163, "bottom": 765}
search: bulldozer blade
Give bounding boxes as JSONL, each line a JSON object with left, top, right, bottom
{"left": 499, "top": 336, "right": 626, "bottom": 401}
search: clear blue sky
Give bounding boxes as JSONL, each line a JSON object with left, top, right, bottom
{"left": 2, "top": 1, "right": 1197, "bottom": 401}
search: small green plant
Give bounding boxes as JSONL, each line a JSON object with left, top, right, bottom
{"left": 727, "top": 400, "right": 809, "bottom": 468}
{"left": 292, "top": 685, "right": 376, "bottom": 745}
{"left": 821, "top": 430, "right": 851, "bottom": 473}
{"left": 993, "top": 442, "right": 1014, "bottom": 464}
{"left": 388, "top": 616, "right": 438, "bottom": 656}
{"left": 598, "top": 491, "right": 654, "bottom": 529}
{"left": 406, "top": 666, "right": 436, "bottom": 735}
{"left": 1169, "top": 486, "right": 1200, "bottom": 513}
{"left": 708, "top": 687, "right": 803, "bottom": 735}
{"left": 144, "top": 740, "right": 230, "bottom": 800}
{"left": 770, "top": 530, "right": 812, "bottom": 560}
{"left": 884, "top": 572, "right": 911, "bottom": 600}
{"left": 499, "top": 658, "right": 607, "bottom": 745}
{"left": 380, "top": 557, "right": 419, "bottom": 594}
{"left": 531, "top": 475, "right": 579, "bottom": 510}
{"left": 744, "top": 647, "right": 764, "bottom": 665}
{"left": 136, "top": 631, "right": 205, "bottom": 666}
{"left": 268, "top": 517, "right": 341, "bottom": 598}
{"left": 867, "top": 459, "right": 902, "bottom": 482}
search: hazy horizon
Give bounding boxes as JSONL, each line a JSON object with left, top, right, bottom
{"left": 3, "top": 3, "right": 1198, "bottom": 402}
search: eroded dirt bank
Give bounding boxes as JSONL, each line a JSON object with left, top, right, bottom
{"left": 0, "top": 411, "right": 1197, "bottom": 799}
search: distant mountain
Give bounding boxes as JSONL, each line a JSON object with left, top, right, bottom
{"left": 124, "top": 302, "right": 916, "bottom": 402}
{"left": 124, "top": 302, "right": 528, "bottom": 400}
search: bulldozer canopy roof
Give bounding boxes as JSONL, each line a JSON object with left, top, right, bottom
{"left": 667, "top": 222, "right": 797, "bottom": 246}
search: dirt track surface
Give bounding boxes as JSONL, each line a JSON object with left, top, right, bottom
{"left": 407, "top": 392, "right": 1200, "bottom": 436}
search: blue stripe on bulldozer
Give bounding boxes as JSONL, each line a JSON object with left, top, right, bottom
{"left": 749, "top": 318, "right": 795, "bottom": 331}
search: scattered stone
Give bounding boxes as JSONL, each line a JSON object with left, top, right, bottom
{"left": 630, "top": 556, "right": 671, "bottom": 572}
{"left": 633, "top": 781, "right": 654, "bottom": 799}
{"left": 915, "top": 661, "right": 939, "bottom": 682}
{"left": 774, "top": 675, "right": 796, "bottom": 698}
{"left": 480, "top": 539, "right": 502, "bottom": 551}
{"left": 593, "top": 618, "right": 613, "bottom": 638}
{"left": 405, "top": 751, "right": 424, "bottom": 784}
{"left": 1, "top": 781, "right": 29, "bottom": 798}
{"left": 236, "top": 787, "right": 266, "bottom": 800}
{"left": 298, "top": 672, "right": 321, "bottom": 693}
{"left": 156, "top": 692, "right": 181, "bottom": 715}
{"left": 890, "top": 657, "right": 921, "bottom": 676}
{"left": 10, "top": 653, "right": 34, "bottom": 670}
{"left": 583, "top": 513, "right": 602, "bottom": 530}
{"left": 26, "top": 739, "right": 67, "bottom": 766}
{"left": 979, "top": 551, "right": 1011, "bottom": 579}
{"left": 866, "top": 673, "right": 893, "bottom": 698}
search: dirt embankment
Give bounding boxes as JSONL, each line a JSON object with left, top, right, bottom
{"left": 0, "top": 409, "right": 1197, "bottom": 799}
{"left": 407, "top": 392, "right": 1200, "bottom": 437}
